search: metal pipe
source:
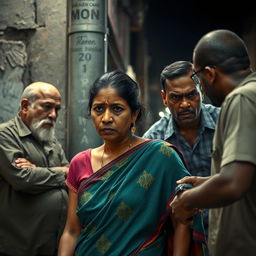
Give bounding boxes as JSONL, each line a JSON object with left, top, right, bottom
{"left": 67, "top": 0, "right": 108, "bottom": 159}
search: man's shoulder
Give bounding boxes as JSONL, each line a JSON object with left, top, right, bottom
{"left": 143, "top": 115, "right": 171, "bottom": 139}
{"left": 0, "top": 118, "right": 16, "bottom": 133}
{"left": 202, "top": 103, "right": 220, "bottom": 112}
{"left": 231, "top": 74, "right": 256, "bottom": 100}
{"left": 202, "top": 103, "right": 221, "bottom": 122}
{"left": 233, "top": 77, "right": 256, "bottom": 100}
{"left": 240, "top": 71, "right": 256, "bottom": 87}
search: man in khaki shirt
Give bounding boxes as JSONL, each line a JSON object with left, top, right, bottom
{"left": 170, "top": 29, "right": 256, "bottom": 256}
{"left": 0, "top": 82, "right": 69, "bottom": 256}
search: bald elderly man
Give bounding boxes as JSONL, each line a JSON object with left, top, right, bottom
{"left": 0, "top": 82, "right": 69, "bottom": 256}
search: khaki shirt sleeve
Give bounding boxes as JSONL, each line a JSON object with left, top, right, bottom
{"left": 0, "top": 132, "right": 66, "bottom": 194}
{"left": 220, "top": 94, "right": 256, "bottom": 167}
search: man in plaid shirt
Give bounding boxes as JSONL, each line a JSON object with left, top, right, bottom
{"left": 143, "top": 61, "right": 220, "bottom": 237}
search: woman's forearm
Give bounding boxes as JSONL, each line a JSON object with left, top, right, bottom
{"left": 173, "top": 223, "right": 190, "bottom": 256}
{"left": 58, "top": 231, "right": 79, "bottom": 256}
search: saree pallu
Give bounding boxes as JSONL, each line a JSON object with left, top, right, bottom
{"left": 75, "top": 140, "right": 207, "bottom": 255}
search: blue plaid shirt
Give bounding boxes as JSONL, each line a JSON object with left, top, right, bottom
{"left": 143, "top": 103, "right": 220, "bottom": 177}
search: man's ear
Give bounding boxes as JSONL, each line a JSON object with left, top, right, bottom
{"left": 161, "top": 90, "right": 167, "bottom": 106}
{"left": 20, "top": 98, "right": 29, "bottom": 112}
{"left": 204, "top": 66, "right": 216, "bottom": 84}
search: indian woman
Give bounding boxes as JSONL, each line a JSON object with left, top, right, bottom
{"left": 58, "top": 70, "right": 207, "bottom": 255}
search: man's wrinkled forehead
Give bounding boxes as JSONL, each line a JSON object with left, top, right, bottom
{"left": 36, "top": 89, "right": 61, "bottom": 101}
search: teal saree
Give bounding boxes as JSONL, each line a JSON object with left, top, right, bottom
{"left": 75, "top": 140, "right": 207, "bottom": 255}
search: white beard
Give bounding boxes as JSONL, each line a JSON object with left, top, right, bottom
{"left": 30, "top": 118, "right": 56, "bottom": 143}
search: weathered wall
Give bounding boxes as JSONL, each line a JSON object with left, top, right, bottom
{"left": 0, "top": 0, "right": 68, "bottom": 147}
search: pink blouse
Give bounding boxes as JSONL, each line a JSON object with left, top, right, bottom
{"left": 66, "top": 149, "right": 94, "bottom": 192}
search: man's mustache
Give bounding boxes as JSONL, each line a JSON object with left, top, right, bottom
{"left": 33, "top": 118, "right": 56, "bottom": 129}
{"left": 40, "top": 118, "right": 55, "bottom": 125}
{"left": 178, "top": 110, "right": 195, "bottom": 115}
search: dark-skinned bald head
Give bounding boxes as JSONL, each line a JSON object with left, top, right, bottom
{"left": 193, "top": 29, "right": 250, "bottom": 73}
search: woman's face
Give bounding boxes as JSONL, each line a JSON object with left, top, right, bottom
{"left": 90, "top": 86, "right": 137, "bottom": 142}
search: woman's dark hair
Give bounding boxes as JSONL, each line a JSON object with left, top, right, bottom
{"left": 88, "top": 70, "right": 144, "bottom": 122}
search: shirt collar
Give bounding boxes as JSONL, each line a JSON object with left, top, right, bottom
{"left": 239, "top": 72, "right": 255, "bottom": 87}
{"left": 200, "top": 104, "right": 216, "bottom": 130}
{"left": 15, "top": 115, "right": 32, "bottom": 137}
{"left": 164, "top": 103, "right": 215, "bottom": 140}
{"left": 163, "top": 114, "right": 175, "bottom": 140}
